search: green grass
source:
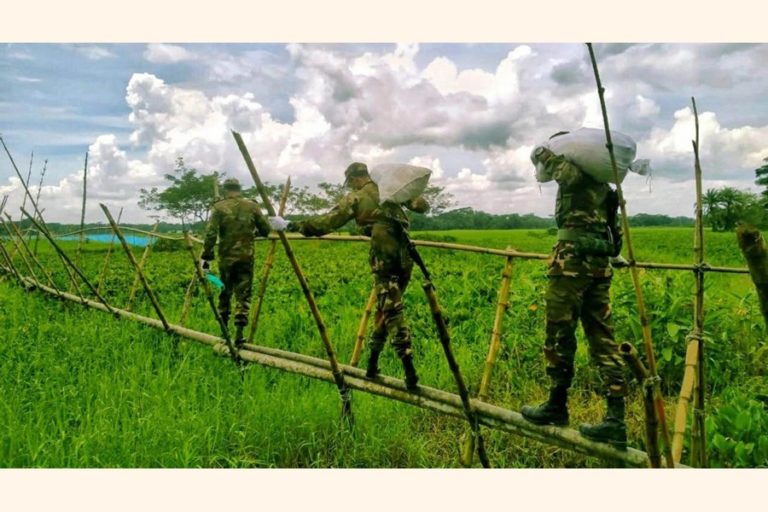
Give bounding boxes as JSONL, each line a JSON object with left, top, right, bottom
{"left": 0, "top": 228, "right": 765, "bottom": 467}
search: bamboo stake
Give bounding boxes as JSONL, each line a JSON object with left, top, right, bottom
{"left": 349, "top": 286, "right": 378, "bottom": 367}
{"left": 182, "top": 230, "right": 240, "bottom": 365}
{"left": 586, "top": 43, "right": 673, "bottom": 468}
{"left": 96, "top": 207, "right": 124, "bottom": 294}
{"left": 232, "top": 130, "right": 353, "bottom": 421}
{"left": 125, "top": 220, "right": 160, "bottom": 311}
{"left": 690, "top": 97, "right": 707, "bottom": 468}
{"left": 0, "top": 235, "right": 25, "bottom": 286}
{"left": 247, "top": 177, "right": 291, "bottom": 343}
{"left": 672, "top": 335, "right": 699, "bottom": 463}
{"left": 32, "top": 159, "right": 48, "bottom": 255}
{"left": 78, "top": 151, "right": 88, "bottom": 259}
{"left": 17, "top": 151, "right": 33, "bottom": 224}
{"left": 100, "top": 204, "right": 169, "bottom": 330}
{"left": 479, "top": 252, "right": 515, "bottom": 401}
{"left": 620, "top": 342, "right": 661, "bottom": 468}
{"left": 460, "top": 252, "right": 514, "bottom": 466}
{"left": 3, "top": 269, "right": 660, "bottom": 467}
{"left": 179, "top": 272, "right": 199, "bottom": 327}
{"left": 3, "top": 211, "right": 62, "bottom": 296}
{"left": 20, "top": 207, "right": 113, "bottom": 313}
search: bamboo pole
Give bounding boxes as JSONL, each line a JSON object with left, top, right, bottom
{"left": 1, "top": 267, "right": 660, "bottom": 467}
{"left": 31, "top": 159, "right": 48, "bottom": 255}
{"left": 232, "top": 130, "right": 353, "bottom": 420}
{"left": 20, "top": 207, "right": 113, "bottom": 313}
{"left": 0, "top": 200, "right": 25, "bottom": 287}
{"left": 479, "top": 252, "right": 515, "bottom": 401}
{"left": 16, "top": 151, "right": 33, "bottom": 225}
{"left": 125, "top": 220, "right": 160, "bottom": 311}
{"left": 100, "top": 204, "right": 169, "bottom": 330}
{"left": 182, "top": 230, "right": 240, "bottom": 364}
{"left": 461, "top": 252, "right": 514, "bottom": 466}
{"left": 672, "top": 335, "right": 699, "bottom": 463}
{"left": 737, "top": 225, "right": 768, "bottom": 328}
{"left": 3, "top": 212, "right": 62, "bottom": 296}
{"left": 620, "top": 342, "right": 661, "bottom": 468}
{"left": 78, "top": 151, "right": 88, "bottom": 259}
{"left": 349, "top": 286, "right": 378, "bottom": 367}
{"left": 179, "top": 272, "right": 199, "bottom": 327}
{"left": 586, "top": 43, "right": 674, "bottom": 468}
{"left": 247, "top": 177, "right": 291, "bottom": 343}
{"left": 690, "top": 96, "right": 707, "bottom": 467}
{"left": 96, "top": 207, "right": 124, "bottom": 294}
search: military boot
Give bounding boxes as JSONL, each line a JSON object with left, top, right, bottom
{"left": 521, "top": 386, "right": 569, "bottom": 426}
{"left": 234, "top": 324, "right": 245, "bottom": 348}
{"left": 579, "top": 396, "right": 627, "bottom": 450}
{"left": 365, "top": 349, "right": 382, "bottom": 379}
{"left": 401, "top": 354, "right": 419, "bottom": 391}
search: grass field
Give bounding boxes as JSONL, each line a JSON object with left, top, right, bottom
{"left": 1, "top": 227, "right": 766, "bottom": 467}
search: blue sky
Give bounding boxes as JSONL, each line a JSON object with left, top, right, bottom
{"left": 2, "top": 42, "right": 768, "bottom": 223}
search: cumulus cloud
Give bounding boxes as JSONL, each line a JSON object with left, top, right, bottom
{"left": 143, "top": 43, "right": 195, "bottom": 64}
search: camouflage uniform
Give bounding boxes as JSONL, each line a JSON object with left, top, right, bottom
{"left": 299, "top": 175, "right": 429, "bottom": 360}
{"left": 541, "top": 149, "right": 626, "bottom": 398}
{"left": 202, "top": 189, "right": 271, "bottom": 328}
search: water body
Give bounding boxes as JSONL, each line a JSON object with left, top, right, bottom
{"left": 58, "top": 233, "right": 153, "bottom": 247}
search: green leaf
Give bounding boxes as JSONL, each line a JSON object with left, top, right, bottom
{"left": 662, "top": 347, "right": 673, "bottom": 362}
{"left": 735, "top": 411, "right": 752, "bottom": 432}
{"left": 666, "top": 323, "right": 681, "bottom": 338}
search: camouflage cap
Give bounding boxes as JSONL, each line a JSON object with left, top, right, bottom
{"left": 222, "top": 177, "right": 242, "bottom": 190}
{"left": 343, "top": 162, "right": 369, "bottom": 185}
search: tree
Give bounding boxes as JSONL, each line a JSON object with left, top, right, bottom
{"left": 421, "top": 185, "right": 455, "bottom": 216}
{"left": 755, "top": 157, "right": 768, "bottom": 206}
{"left": 139, "top": 157, "right": 219, "bottom": 225}
{"left": 702, "top": 186, "right": 765, "bottom": 231}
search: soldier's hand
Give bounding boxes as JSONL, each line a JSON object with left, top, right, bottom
{"left": 268, "top": 215, "right": 290, "bottom": 232}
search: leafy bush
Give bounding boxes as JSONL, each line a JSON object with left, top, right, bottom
{"left": 706, "top": 389, "right": 768, "bottom": 468}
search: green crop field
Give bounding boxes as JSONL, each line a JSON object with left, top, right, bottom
{"left": 1, "top": 227, "right": 766, "bottom": 468}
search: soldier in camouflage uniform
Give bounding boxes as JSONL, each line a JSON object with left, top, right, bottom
{"left": 287, "top": 163, "right": 429, "bottom": 390}
{"left": 202, "top": 177, "right": 271, "bottom": 346}
{"left": 521, "top": 145, "right": 628, "bottom": 450}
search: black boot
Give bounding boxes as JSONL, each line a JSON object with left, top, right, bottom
{"left": 401, "top": 354, "right": 419, "bottom": 391}
{"left": 521, "top": 386, "right": 569, "bottom": 426}
{"left": 234, "top": 324, "right": 245, "bottom": 348}
{"left": 579, "top": 396, "right": 627, "bottom": 450}
{"left": 365, "top": 349, "right": 381, "bottom": 379}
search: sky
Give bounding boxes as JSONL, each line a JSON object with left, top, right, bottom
{"left": 2, "top": 42, "right": 768, "bottom": 224}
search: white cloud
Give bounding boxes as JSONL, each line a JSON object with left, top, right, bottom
{"left": 74, "top": 46, "right": 116, "bottom": 60}
{"left": 143, "top": 43, "right": 195, "bottom": 64}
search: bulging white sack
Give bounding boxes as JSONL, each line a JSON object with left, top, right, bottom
{"left": 532, "top": 128, "right": 651, "bottom": 184}
{"left": 370, "top": 163, "right": 432, "bottom": 204}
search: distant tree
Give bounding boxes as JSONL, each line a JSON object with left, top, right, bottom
{"left": 755, "top": 157, "right": 768, "bottom": 206}
{"left": 139, "top": 157, "right": 220, "bottom": 225}
{"left": 420, "top": 185, "right": 455, "bottom": 216}
{"left": 703, "top": 186, "right": 765, "bottom": 231}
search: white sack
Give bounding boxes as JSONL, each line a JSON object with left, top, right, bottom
{"left": 370, "top": 163, "right": 432, "bottom": 204}
{"left": 532, "top": 127, "right": 651, "bottom": 184}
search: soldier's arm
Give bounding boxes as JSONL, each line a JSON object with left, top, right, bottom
{"left": 404, "top": 196, "right": 429, "bottom": 214}
{"left": 253, "top": 204, "right": 271, "bottom": 237}
{"left": 201, "top": 208, "right": 220, "bottom": 261}
{"left": 300, "top": 192, "right": 358, "bottom": 237}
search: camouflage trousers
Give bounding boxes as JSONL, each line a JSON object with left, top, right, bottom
{"left": 544, "top": 274, "right": 627, "bottom": 397}
{"left": 368, "top": 249, "right": 414, "bottom": 360}
{"left": 217, "top": 259, "right": 254, "bottom": 327}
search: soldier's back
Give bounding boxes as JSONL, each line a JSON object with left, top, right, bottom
{"left": 213, "top": 197, "right": 261, "bottom": 262}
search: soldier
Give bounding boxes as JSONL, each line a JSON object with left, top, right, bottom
{"left": 521, "top": 145, "right": 628, "bottom": 450}
{"left": 201, "top": 177, "right": 273, "bottom": 346}
{"left": 272, "top": 162, "right": 429, "bottom": 390}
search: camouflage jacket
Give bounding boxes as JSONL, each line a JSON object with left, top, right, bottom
{"left": 299, "top": 180, "right": 429, "bottom": 260}
{"left": 543, "top": 153, "right": 612, "bottom": 278}
{"left": 202, "top": 195, "right": 271, "bottom": 265}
